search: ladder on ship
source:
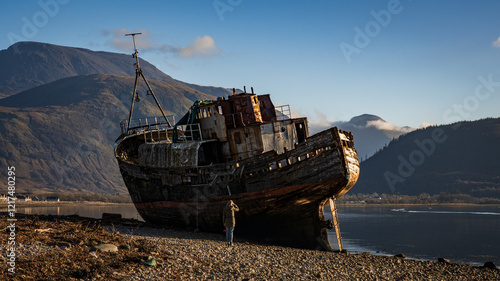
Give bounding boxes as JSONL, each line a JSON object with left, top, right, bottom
{"left": 329, "top": 198, "right": 343, "bottom": 251}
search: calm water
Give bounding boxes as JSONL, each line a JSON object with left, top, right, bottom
{"left": 326, "top": 205, "right": 500, "bottom": 266}
{"left": 4, "top": 203, "right": 499, "bottom": 266}
{"left": 1, "top": 203, "right": 143, "bottom": 221}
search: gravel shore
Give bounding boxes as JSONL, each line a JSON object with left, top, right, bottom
{"left": 1, "top": 215, "right": 498, "bottom": 280}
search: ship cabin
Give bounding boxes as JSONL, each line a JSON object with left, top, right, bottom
{"left": 133, "top": 87, "right": 309, "bottom": 169}
{"left": 191, "top": 87, "right": 308, "bottom": 163}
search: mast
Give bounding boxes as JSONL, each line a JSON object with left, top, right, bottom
{"left": 125, "top": 33, "right": 171, "bottom": 131}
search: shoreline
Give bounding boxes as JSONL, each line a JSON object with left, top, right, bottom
{"left": 0, "top": 201, "right": 136, "bottom": 209}
{"left": 4, "top": 200, "right": 500, "bottom": 207}
{"left": 338, "top": 203, "right": 500, "bottom": 207}
{"left": 1, "top": 214, "right": 498, "bottom": 280}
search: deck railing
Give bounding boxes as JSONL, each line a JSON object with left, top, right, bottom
{"left": 175, "top": 123, "right": 203, "bottom": 141}
{"left": 120, "top": 116, "right": 175, "bottom": 135}
{"left": 275, "top": 105, "right": 291, "bottom": 121}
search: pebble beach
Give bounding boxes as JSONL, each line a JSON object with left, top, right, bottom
{"left": 1, "top": 215, "right": 498, "bottom": 280}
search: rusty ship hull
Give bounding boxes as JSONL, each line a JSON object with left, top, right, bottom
{"left": 115, "top": 34, "right": 358, "bottom": 251}
{"left": 115, "top": 127, "right": 359, "bottom": 250}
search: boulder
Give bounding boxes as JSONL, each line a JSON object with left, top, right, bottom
{"left": 482, "top": 261, "right": 497, "bottom": 270}
{"left": 437, "top": 257, "right": 450, "bottom": 264}
{"left": 91, "top": 244, "right": 118, "bottom": 253}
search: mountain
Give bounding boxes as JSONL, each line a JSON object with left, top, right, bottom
{"left": 353, "top": 118, "right": 500, "bottom": 197}
{"left": 309, "top": 114, "right": 416, "bottom": 160}
{"left": 0, "top": 74, "right": 215, "bottom": 194}
{"left": 0, "top": 41, "right": 233, "bottom": 98}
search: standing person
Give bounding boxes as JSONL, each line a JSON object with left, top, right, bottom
{"left": 223, "top": 200, "right": 239, "bottom": 246}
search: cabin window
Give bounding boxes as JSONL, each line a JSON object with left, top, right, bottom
{"left": 198, "top": 142, "right": 223, "bottom": 165}
{"left": 218, "top": 105, "right": 223, "bottom": 115}
{"left": 259, "top": 100, "right": 266, "bottom": 109}
{"left": 234, "top": 132, "right": 242, "bottom": 144}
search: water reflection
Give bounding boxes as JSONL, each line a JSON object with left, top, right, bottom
{"left": 0, "top": 203, "right": 143, "bottom": 221}
{"left": 325, "top": 205, "right": 500, "bottom": 266}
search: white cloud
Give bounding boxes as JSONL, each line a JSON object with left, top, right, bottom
{"left": 102, "top": 28, "right": 221, "bottom": 58}
{"left": 493, "top": 37, "right": 500, "bottom": 48}
{"left": 365, "top": 120, "right": 415, "bottom": 134}
{"left": 102, "top": 28, "right": 154, "bottom": 51}
{"left": 307, "top": 113, "right": 419, "bottom": 136}
{"left": 179, "top": 36, "right": 221, "bottom": 58}
{"left": 420, "top": 122, "right": 433, "bottom": 128}
{"left": 306, "top": 111, "right": 338, "bottom": 134}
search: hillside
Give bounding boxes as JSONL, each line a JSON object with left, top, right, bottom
{"left": 0, "top": 74, "right": 215, "bottom": 194}
{"left": 0, "top": 42, "right": 233, "bottom": 98}
{"left": 353, "top": 118, "right": 500, "bottom": 197}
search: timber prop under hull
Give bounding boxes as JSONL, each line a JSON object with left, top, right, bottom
{"left": 116, "top": 128, "right": 359, "bottom": 250}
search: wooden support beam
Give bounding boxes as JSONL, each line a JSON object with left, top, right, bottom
{"left": 329, "top": 197, "right": 343, "bottom": 251}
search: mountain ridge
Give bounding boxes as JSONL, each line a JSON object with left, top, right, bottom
{"left": 354, "top": 118, "right": 500, "bottom": 197}
{"left": 0, "top": 41, "right": 233, "bottom": 98}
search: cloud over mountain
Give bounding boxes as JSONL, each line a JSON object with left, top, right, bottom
{"left": 102, "top": 28, "right": 155, "bottom": 51}
{"left": 103, "top": 28, "right": 221, "bottom": 58}
{"left": 364, "top": 119, "right": 415, "bottom": 134}
{"left": 309, "top": 113, "right": 415, "bottom": 137}
{"left": 308, "top": 114, "right": 422, "bottom": 160}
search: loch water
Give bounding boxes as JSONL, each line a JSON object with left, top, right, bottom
{"left": 4, "top": 202, "right": 499, "bottom": 266}
{"left": 326, "top": 205, "right": 500, "bottom": 266}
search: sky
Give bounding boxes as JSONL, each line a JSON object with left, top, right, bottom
{"left": 1, "top": 0, "right": 499, "bottom": 128}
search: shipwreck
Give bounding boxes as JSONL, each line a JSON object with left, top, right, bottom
{"left": 114, "top": 34, "right": 359, "bottom": 250}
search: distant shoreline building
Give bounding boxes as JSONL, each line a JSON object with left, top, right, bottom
{"left": 17, "top": 195, "right": 32, "bottom": 202}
